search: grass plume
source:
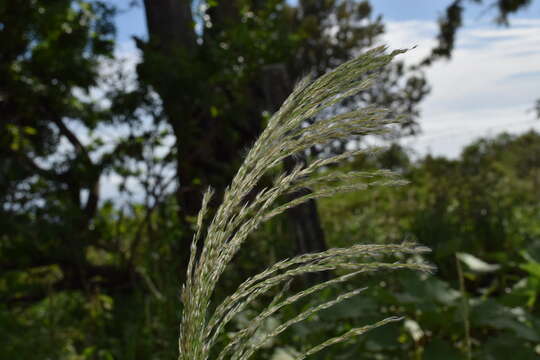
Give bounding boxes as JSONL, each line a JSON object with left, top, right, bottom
{"left": 178, "top": 46, "right": 433, "bottom": 360}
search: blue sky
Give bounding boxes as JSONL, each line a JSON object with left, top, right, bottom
{"left": 108, "top": 0, "right": 540, "bottom": 158}
{"left": 374, "top": 0, "right": 540, "bottom": 21}
{"left": 111, "top": 0, "right": 540, "bottom": 41}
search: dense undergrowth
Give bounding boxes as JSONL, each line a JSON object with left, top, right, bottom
{"left": 2, "top": 53, "right": 540, "bottom": 359}
{"left": 4, "top": 131, "right": 540, "bottom": 359}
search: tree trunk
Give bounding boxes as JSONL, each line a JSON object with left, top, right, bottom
{"left": 140, "top": 1, "right": 328, "bottom": 283}
{"left": 143, "top": 0, "right": 196, "bottom": 54}
{"left": 140, "top": 1, "right": 264, "bottom": 281}
{"left": 140, "top": 0, "right": 203, "bottom": 281}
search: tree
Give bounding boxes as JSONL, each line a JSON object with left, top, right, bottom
{"left": 0, "top": 0, "right": 126, "bottom": 303}
{"left": 135, "top": 0, "right": 429, "bottom": 280}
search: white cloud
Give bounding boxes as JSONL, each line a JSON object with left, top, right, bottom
{"left": 383, "top": 18, "right": 540, "bottom": 158}
{"left": 404, "top": 106, "right": 540, "bottom": 158}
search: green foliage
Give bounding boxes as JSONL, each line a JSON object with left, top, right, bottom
{"left": 314, "top": 132, "right": 540, "bottom": 358}
{"left": 2, "top": 1, "right": 539, "bottom": 359}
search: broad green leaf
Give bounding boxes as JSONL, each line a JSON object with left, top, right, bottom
{"left": 471, "top": 299, "right": 540, "bottom": 342}
{"left": 520, "top": 262, "right": 540, "bottom": 279}
{"left": 457, "top": 252, "right": 500, "bottom": 273}
{"left": 479, "top": 334, "right": 539, "bottom": 360}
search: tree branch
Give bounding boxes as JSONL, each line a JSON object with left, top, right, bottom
{"left": 50, "top": 116, "right": 92, "bottom": 164}
{"left": 48, "top": 114, "right": 101, "bottom": 220}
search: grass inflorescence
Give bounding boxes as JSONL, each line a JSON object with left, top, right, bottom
{"left": 178, "top": 46, "right": 433, "bottom": 360}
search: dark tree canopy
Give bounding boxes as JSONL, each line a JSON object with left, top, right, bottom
{"left": 0, "top": 0, "right": 428, "bottom": 312}
{"left": 0, "top": 0, "right": 118, "bottom": 300}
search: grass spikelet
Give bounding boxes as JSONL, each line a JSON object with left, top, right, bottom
{"left": 178, "top": 46, "right": 431, "bottom": 360}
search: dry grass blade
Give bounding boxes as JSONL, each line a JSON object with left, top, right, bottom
{"left": 177, "top": 46, "right": 432, "bottom": 360}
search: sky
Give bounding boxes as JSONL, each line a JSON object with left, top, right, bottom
{"left": 109, "top": 0, "right": 540, "bottom": 159}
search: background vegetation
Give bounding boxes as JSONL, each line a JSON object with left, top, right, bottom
{"left": 1, "top": 0, "right": 539, "bottom": 359}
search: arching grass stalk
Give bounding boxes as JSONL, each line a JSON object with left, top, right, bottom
{"left": 178, "top": 46, "right": 433, "bottom": 360}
